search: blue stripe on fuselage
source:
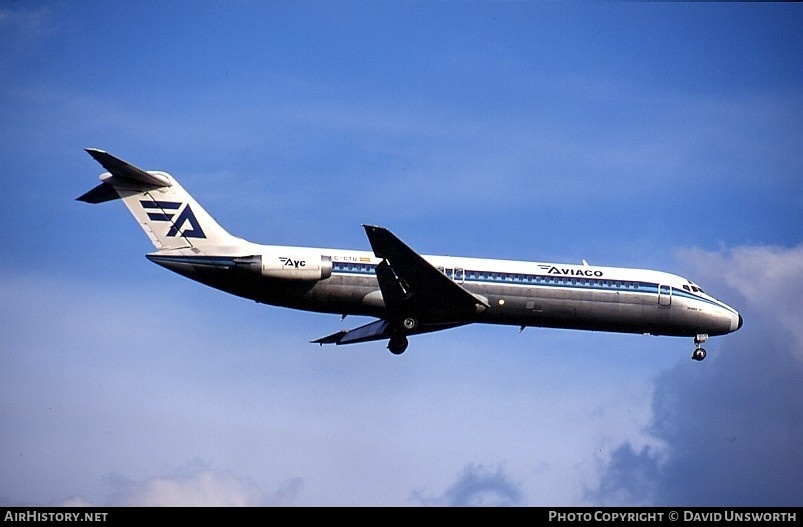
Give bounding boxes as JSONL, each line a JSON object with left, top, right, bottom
{"left": 330, "top": 261, "right": 734, "bottom": 313}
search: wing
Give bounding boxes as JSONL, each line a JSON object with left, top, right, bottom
{"left": 312, "top": 225, "right": 487, "bottom": 348}
{"left": 312, "top": 319, "right": 394, "bottom": 346}
{"left": 363, "top": 225, "right": 489, "bottom": 320}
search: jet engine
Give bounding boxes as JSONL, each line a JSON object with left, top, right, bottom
{"left": 234, "top": 253, "right": 332, "bottom": 281}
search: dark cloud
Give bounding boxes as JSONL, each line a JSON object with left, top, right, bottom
{"left": 412, "top": 463, "right": 523, "bottom": 507}
{"left": 590, "top": 245, "right": 803, "bottom": 506}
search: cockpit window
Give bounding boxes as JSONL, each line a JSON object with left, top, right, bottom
{"left": 690, "top": 284, "right": 705, "bottom": 294}
{"left": 684, "top": 282, "right": 705, "bottom": 294}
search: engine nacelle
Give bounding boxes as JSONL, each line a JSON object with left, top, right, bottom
{"left": 234, "top": 253, "right": 332, "bottom": 281}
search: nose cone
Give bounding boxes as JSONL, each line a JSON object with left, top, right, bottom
{"left": 731, "top": 312, "right": 743, "bottom": 333}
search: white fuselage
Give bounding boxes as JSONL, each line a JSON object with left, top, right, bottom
{"left": 149, "top": 241, "right": 742, "bottom": 339}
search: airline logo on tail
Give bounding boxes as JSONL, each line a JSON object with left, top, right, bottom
{"left": 140, "top": 200, "right": 206, "bottom": 239}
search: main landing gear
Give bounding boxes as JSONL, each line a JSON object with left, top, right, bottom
{"left": 387, "top": 317, "right": 418, "bottom": 355}
{"left": 692, "top": 334, "right": 708, "bottom": 361}
{"left": 388, "top": 336, "right": 409, "bottom": 355}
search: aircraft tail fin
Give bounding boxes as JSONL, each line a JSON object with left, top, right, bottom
{"left": 78, "top": 149, "right": 240, "bottom": 251}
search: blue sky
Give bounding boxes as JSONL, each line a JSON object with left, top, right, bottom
{"left": 1, "top": 1, "right": 801, "bottom": 506}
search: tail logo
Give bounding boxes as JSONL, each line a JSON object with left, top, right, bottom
{"left": 140, "top": 200, "right": 207, "bottom": 239}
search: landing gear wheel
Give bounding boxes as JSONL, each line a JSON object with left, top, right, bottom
{"left": 402, "top": 317, "right": 418, "bottom": 331}
{"left": 692, "top": 334, "right": 709, "bottom": 361}
{"left": 388, "top": 336, "right": 409, "bottom": 355}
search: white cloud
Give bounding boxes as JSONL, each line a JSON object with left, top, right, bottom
{"left": 590, "top": 244, "right": 803, "bottom": 506}
{"left": 51, "top": 463, "right": 303, "bottom": 507}
{"left": 104, "top": 463, "right": 301, "bottom": 507}
{"left": 682, "top": 244, "right": 803, "bottom": 360}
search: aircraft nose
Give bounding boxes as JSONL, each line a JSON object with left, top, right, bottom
{"left": 732, "top": 312, "right": 743, "bottom": 332}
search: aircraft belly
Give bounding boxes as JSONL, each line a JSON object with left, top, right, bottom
{"left": 152, "top": 263, "right": 384, "bottom": 317}
{"left": 303, "top": 276, "right": 385, "bottom": 317}
{"left": 468, "top": 284, "right": 666, "bottom": 334}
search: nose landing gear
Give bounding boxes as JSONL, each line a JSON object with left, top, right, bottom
{"left": 692, "top": 334, "right": 708, "bottom": 361}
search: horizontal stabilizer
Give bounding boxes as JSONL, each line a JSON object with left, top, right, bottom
{"left": 85, "top": 148, "right": 171, "bottom": 187}
{"left": 75, "top": 181, "right": 121, "bottom": 204}
{"left": 77, "top": 149, "right": 173, "bottom": 204}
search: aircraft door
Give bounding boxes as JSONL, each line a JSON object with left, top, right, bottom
{"left": 658, "top": 284, "right": 672, "bottom": 306}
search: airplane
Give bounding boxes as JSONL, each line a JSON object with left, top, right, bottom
{"left": 78, "top": 149, "right": 742, "bottom": 361}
